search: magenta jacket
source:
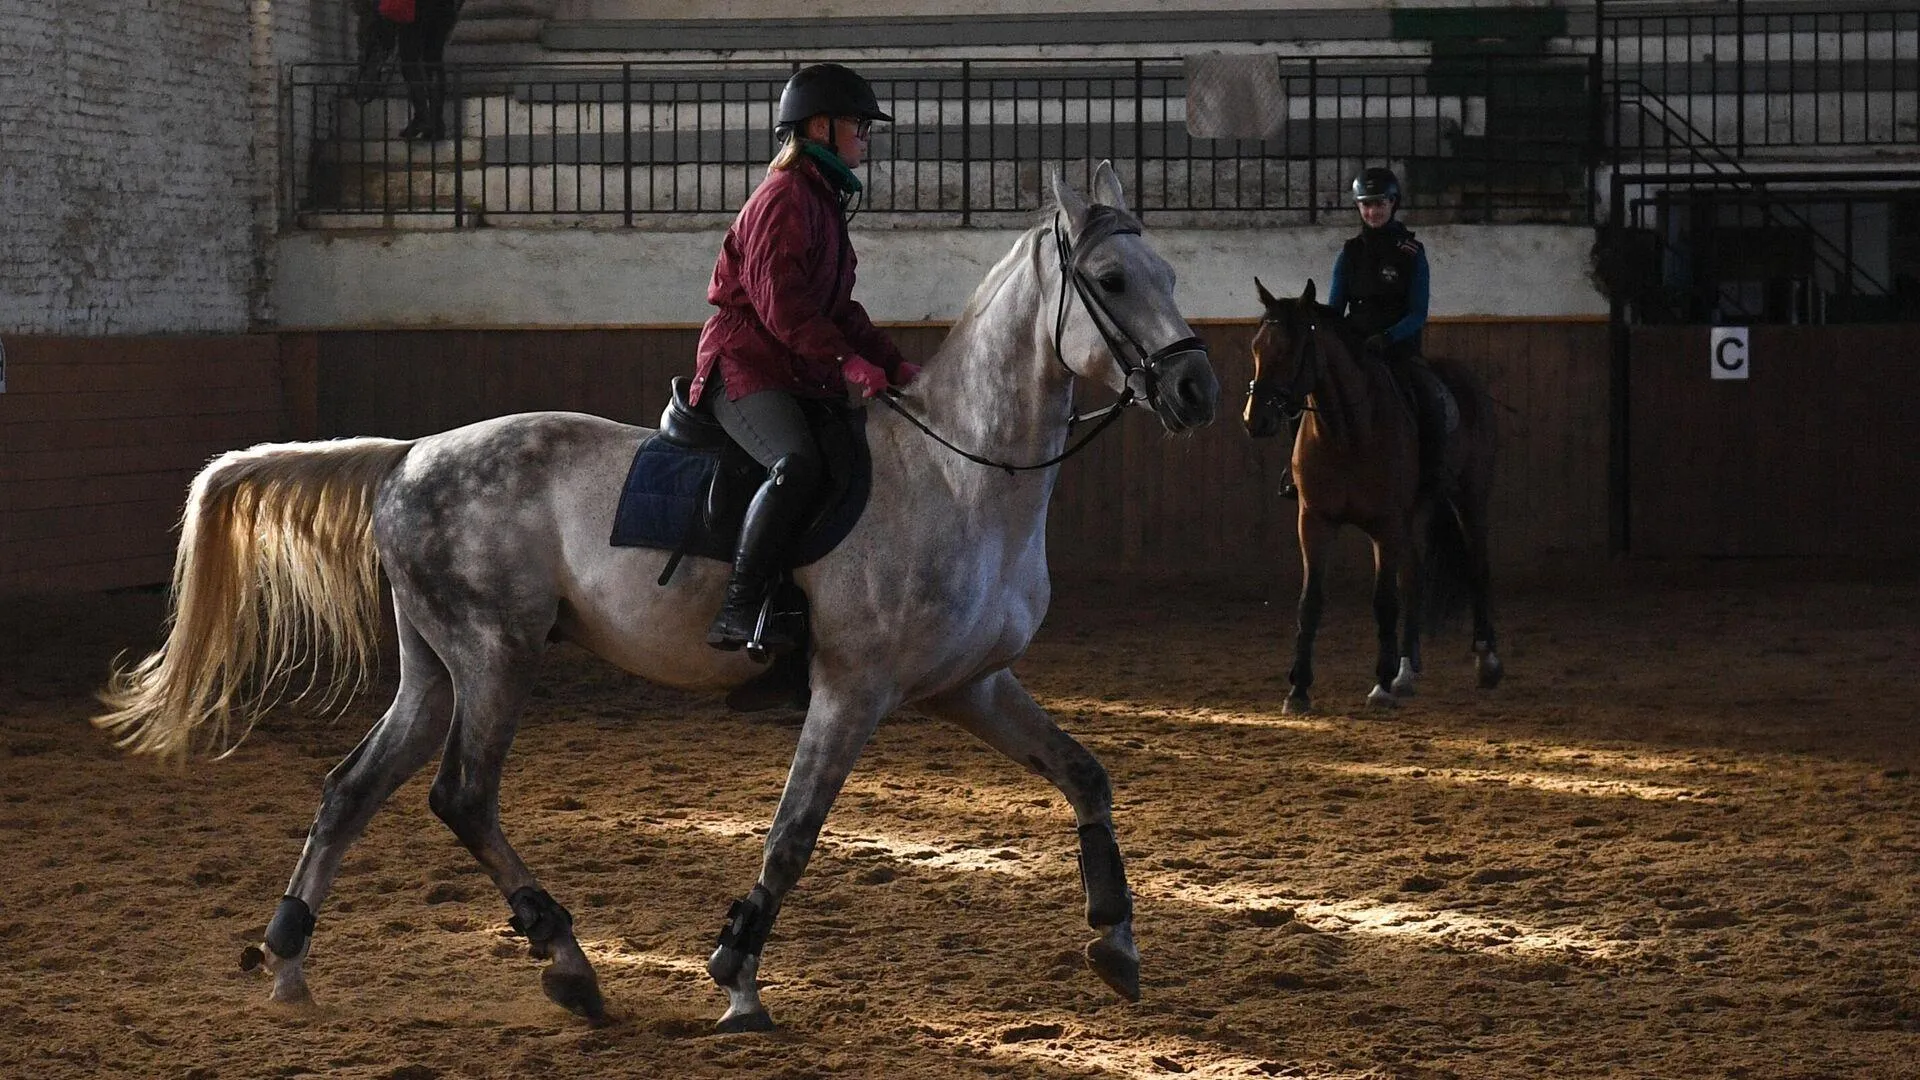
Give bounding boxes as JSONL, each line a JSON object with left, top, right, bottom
{"left": 689, "top": 159, "right": 907, "bottom": 404}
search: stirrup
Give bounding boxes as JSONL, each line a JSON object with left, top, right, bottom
{"left": 1278, "top": 473, "right": 1298, "bottom": 500}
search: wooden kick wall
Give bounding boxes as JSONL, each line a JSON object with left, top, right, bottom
{"left": 304, "top": 320, "right": 1613, "bottom": 585}
{"left": 0, "top": 321, "right": 1609, "bottom": 593}
{"left": 0, "top": 335, "right": 312, "bottom": 592}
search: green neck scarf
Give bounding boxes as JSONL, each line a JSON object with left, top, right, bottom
{"left": 800, "top": 140, "right": 863, "bottom": 195}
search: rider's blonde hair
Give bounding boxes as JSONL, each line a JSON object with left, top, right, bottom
{"left": 770, "top": 116, "right": 825, "bottom": 172}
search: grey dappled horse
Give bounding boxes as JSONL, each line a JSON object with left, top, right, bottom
{"left": 95, "top": 165, "right": 1219, "bottom": 1032}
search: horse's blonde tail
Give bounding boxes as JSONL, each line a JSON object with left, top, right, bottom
{"left": 94, "top": 437, "right": 415, "bottom": 760}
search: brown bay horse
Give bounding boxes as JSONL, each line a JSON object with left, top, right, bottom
{"left": 1243, "top": 278, "right": 1503, "bottom": 713}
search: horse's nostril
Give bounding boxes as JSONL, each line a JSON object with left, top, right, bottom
{"left": 1175, "top": 371, "right": 1218, "bottom": 414}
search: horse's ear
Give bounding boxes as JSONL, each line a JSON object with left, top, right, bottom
{"left": 1050, "top": 168, "right": 1090, "bottom": 225}
{"left": 1091, "top": 160, "right": 1129, "bottom": 216}
{"left": 1302, "top": 279, "right": 1317, "bottom": 305}
{"left": 1255, "top": 276, "right": 1279, "bottom": 310}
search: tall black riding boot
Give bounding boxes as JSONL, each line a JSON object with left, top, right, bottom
{"left": 707, "top": 454, "right": 819, "bottom": 653}
{"left": 399, "top": 80, "right": 431, "bottom": 139}
{"left": 420, "top": 67, "right": 449, "bottom": 141}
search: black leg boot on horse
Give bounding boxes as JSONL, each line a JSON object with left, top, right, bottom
{"left": 707, "top": 453, "right": 820, "bottom": 655}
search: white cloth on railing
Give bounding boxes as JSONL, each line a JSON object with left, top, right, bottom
{"left": 1184, "top": 53, "right": 1287, "bottom": 141}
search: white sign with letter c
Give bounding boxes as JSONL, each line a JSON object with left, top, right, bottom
{"left": 1711, "top": 326, "right": 1749, "bottom": 381}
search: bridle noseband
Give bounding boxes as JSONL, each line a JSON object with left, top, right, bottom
{"left": 877, "top": 205, "right": 1210, "bottom": 474}
{"left": 1248, "top": 306, "right": 1321, "bottom": 422}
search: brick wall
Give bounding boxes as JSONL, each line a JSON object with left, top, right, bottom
{"left": 0, "top": 0, "right": 348, "bottom": 335}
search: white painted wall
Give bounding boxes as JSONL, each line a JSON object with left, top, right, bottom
{"left": 557, "top": 0, "right": 1558, "bottom": 17}
{"left": 0, "top": 0, "right": 348, "bottom": 335}
{"left": 273, "top": 223, "right": 1605, "bottom": 328}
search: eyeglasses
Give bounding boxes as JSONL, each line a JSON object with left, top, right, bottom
{"left": 841, "top": 118, "right": 873, "bottom": 140}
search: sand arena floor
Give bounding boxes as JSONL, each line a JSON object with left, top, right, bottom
{"left": 1, "top": 569, "right": 1915, "bottom": 1079}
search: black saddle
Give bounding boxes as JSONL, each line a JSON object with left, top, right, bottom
{"left": 610, "top": 377, "right": 870, "bottom": 714}
{"left": 612, "top": 376, "right": 871, "bottom": 574}
{"left": 1392, "top": 358, "right": 1459, "bottom": 436}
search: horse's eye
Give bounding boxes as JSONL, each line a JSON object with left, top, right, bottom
{"left": 1098, "top": 273, "right": 1125, "bottom": 294}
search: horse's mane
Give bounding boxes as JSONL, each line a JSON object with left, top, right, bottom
{"left": 1270, "top": 297, "right": 1373, "bottom": 366}
{"left": 949, "top": 224, "right": 1050, "bottom": 336}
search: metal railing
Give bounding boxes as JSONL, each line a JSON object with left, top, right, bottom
{"left": 287, "top": 55, "right": 1593, "bottom": 227}
{"left": 1596, "top": 3, "right": 1920, "bottom": 325}
{"left": 1606, "top": 168, "right": 1919, "bottom": 324}
{"left": 1601, "top": 1, "right": 1920, "bottom": 160}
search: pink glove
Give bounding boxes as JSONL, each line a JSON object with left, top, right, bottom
{"left": 890, "top": 361, "right": 923, "bottom": 387}
{"left": 841, "top": 355, "right": 890, "bottom": 399}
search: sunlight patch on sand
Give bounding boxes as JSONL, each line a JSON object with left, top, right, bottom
{"left": 1322, "top": 761, "right": 1712, "bottom": 801}
{"left": 926, "top": 1013, "right": 1377, "bottom": 1080}
{"left": 1041, "top": 696, "right": 1337, "bottom": 732}
{"left": 1422, "top": 740, "right": 1755, "bottom": 778}
{"left": 631, "top": 812, "right": 1622, "bottom": 960}
{"left": 579, "top": 940, "right": 712, "bottom": 978}
{"left": 1142, "top": 873, "right": 1631, "bottom": 960}
{"left": 639, "top": 813, "right": 1045, "bottom": 875}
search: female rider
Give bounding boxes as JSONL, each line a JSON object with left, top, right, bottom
{"left": 1278, "top": 166, "right": 1442, "bottom": 498}
{"left": 689, "top": 63, "right": 921, "bottom": 651}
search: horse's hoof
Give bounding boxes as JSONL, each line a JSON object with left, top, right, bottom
{"left": 1391, "top": 659, "right": 1418, "bottom": 697}
{"left": 542, "top": 969, "right": 608, "bottom": 1025}
{"left": 714, "top": 1007, "right": 776, "bottom": 1034}
{"left": 1366, "top": 686, "right": 1397, "bottom": 709}
{"left": 1085, "top": 935, "right": 1141, "bottom": 1002}
{"left": 268, "top": 975, "right": 314, "bottom": 1008}
{"left": 239, "top": 945, "right": 265, "bottom": 972}
{"left": 1475, "top": 644, "right": 1504, "bottom": 690}
{"left": 1282, "top": 694, "right": 1312, "bottom": 716}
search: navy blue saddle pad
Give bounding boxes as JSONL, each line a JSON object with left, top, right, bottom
{"left": 609, "top": 405, "right": 870, "bottom": 570}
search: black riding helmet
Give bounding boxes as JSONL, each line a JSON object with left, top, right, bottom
{"left": 775, "top": 63, "right": 893, "bottom": 132}
{"left": 1351, "top": 166, "right": 1401, "bottom": 203}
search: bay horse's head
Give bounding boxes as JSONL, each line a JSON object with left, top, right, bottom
{"left": 1049, "top": 164, "right": 1220, "bottom": 433}
{"left": 1243, "top": 277, "right": 1322, "bottom": 438}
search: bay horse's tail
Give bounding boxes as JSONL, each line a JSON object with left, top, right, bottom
{"left": 1422, "top": 499, "right": 1473, "bottom": 631}
{"left": 94, "top": 438, "right": 415, "bottom": 760}
{"left": 1422, "top": 361, "right": 1497, "bottom": 633}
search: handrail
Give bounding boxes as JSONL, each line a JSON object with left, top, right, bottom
{"left": 289, "top": 53, "right": 1593, "bottom": 225}
{"left": 1609, "top": 79, "right": 1896, "bottom": 297}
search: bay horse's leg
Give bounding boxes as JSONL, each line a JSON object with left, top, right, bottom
{"left": 1285, "top": 513, "right": 1333, "bottom": 715}
{"left": 245, "top": 605, "right": 453, "bottom": 1007}
{"left": 426, "top": 634, "right": 607, "bottom": 1024}
{"left": 917, "top": 669, "right": 1141, "bottom": 1002}
{"left": 706, "top": 682, "right": 891, "bottom": 1032}
{"left": 1393, "top": 514, "right": 1426, "bottom": 697}
{"left": 1461, "top": 481, "right": 1504, "bottom": 690}
{"left": 1366, "top": 529, "right": 1405, "bottom": 709}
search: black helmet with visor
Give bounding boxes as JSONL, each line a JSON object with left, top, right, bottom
{"left": 776, "top": 63, "right": 893, "bottom": 133}
{"left": 1351, "top": 166, "right": 1401, "bottom": 203}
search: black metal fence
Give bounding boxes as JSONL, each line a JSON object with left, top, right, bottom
{"left": 1601, "top": 1, "right": 1920, "bottom": 168}
{"left": 288, "top": 6, "right": 1920, "bottom": 232}
{"left": 1603, "top": 169, "right": 1920, "bottom": 325}
{"left": 287, "top": 55, "right": 1592, "bottom": 227}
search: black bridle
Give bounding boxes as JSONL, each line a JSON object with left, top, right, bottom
{"left": 876, "top": 206, "right": 1209, "bottom": 474}
{"left": 1247, "top": 304, "right": 1322, "bottom": 423}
